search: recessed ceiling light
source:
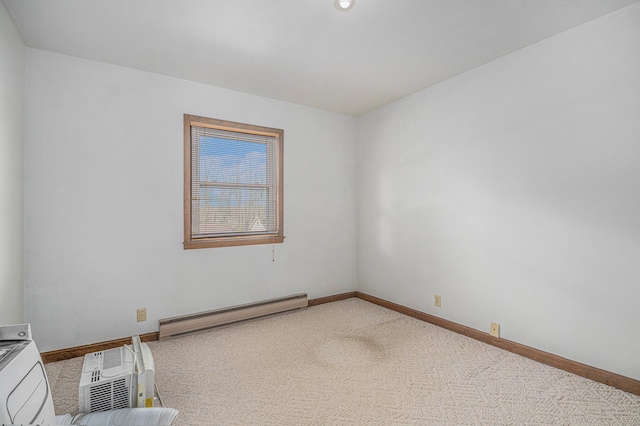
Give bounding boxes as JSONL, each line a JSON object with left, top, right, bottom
{"left": 334, "top": 0, "right": 355, "bottom": 12}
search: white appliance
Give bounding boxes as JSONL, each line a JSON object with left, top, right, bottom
{"left": 79, "top": 335, "right": 155, "bottom": 413}
{"left": 0, "top": 324, "right": 177, "bottom": 426}
{"left": 132, "top": 335, "right": 155, "bottom": 409}
{"left": 0, "top": 324, "right": 57, "bottom": 425}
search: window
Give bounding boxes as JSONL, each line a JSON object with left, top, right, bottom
{"left": 184, "top": 114, "right": 283, "bottom": 249}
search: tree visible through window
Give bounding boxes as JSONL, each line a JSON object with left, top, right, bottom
{"left": 184, "top": 115, "right": 283, "bottom": 249}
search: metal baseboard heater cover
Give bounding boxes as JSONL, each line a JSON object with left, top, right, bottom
{"left": 158, "top": 293, "right": 308, "bottom": 340}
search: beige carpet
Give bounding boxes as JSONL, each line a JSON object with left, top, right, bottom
{"left": 45, "top": 299, "right": 640, "bottom": 425}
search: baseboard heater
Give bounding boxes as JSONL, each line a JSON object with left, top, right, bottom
{"left": 158, "top": 293, "right": 308, "bottom": 340}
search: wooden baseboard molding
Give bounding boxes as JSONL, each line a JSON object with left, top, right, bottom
{"left": 42, "top": 292, "right": 346, "bottom": 363}
{"left": 42, "top": 292, "right": 356, "bottom": 363}
{"left": 41, "top": 292, "right": 349, "bottom": 363}
{"left": 355, "top": 291, "right": 640, "bottom": 396}
{"left": 41, "top": 332, "right": 159, "bottom": 364}
{"left": 308, "top": 291, "right": 358, "bottom": 307}
{"left": 39, "top": 290, "right": 640, "bottom": 396}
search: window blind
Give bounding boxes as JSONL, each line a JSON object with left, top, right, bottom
{"left": 190, "top": 125, "right": 279, "bottom": 238}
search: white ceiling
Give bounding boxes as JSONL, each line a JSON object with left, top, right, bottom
{"left": 3, "top": 0, "right": 638, "bottom": 116}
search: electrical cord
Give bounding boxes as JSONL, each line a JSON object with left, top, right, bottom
{"left": 154, "top": 383, "right": 164, "bottom": 407}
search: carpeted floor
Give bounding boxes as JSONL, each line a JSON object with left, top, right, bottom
{"left": 45, "top": 298, "right": 640, "bottom": 425}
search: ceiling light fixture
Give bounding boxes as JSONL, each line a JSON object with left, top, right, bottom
{"left": 334, "top": 0, "right": 355, "bottom": 12}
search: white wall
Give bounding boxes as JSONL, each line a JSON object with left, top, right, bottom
{"left": 357, "top": 4, "right": 640, "bottom": 379}
{"left": 0, "top": 2, "right": 25, "bottom": 326}
{"left": 24, "top": 49, "right": 357, "bottom": 351}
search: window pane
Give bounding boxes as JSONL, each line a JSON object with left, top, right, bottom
{"left": 185, "top": 114, "right": 283, "bottom": 249}
{"left": 199, "top": 136, "right": 266, "bottom": 185}
{"left": 195, "top": 187, "right": 269, "bottom": 235}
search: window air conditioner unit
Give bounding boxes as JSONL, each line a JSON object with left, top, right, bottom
{"left": 79, "top": 335, "right": 155, "bottom": 413}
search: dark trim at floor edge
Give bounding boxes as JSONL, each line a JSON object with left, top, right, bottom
{"left": 308, "top": 291, "right": 358, "bottom": 307}
{"left": 40, "top": 293, "right": 355, "bottom": 363}
{"left": 355, "top": 291, "right": 640, "bottom": 396}
{"left": 40, "top": 291, "right": 640, "bottom": 397}
{"left": 41, "top": 332, "right": 160, "bottom": 364}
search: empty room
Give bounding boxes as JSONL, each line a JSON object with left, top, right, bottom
{"left": 1, "top": 0, "right": 639, "bottom": 424}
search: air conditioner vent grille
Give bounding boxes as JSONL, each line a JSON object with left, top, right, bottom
{"left": 88, "top": 378, "right": 129, "bottom": 412}
{"left": 112, "top": 378, "right": 129, "bottom": 409}
{"left": 90, "top": 371, "right": 100, "bottom": 382}
{"left": 89, "top": 382, "right": 113, "bottom": 412}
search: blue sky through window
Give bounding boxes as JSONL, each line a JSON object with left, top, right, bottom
{"left": 199, "top": 136, "right": 266, "bottom": 184}
{"left": 198, "top": 136, "right": 268, "bottom": 212}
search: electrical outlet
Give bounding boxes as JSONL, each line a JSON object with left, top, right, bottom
{"left": 434, "top": 294, "right": 441, "bottom": 307}
{"left": 490, "top": 322, "right": 500, "bottom": 338}
{"left": 137, "top": 308, "right": 147, "bottom": 322}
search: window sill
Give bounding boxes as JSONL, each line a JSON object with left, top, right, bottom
{"left": 184, "top": 235, "right": 284, "bottom": 249}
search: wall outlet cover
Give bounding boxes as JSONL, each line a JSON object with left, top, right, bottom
{"left": 137, "top": 308, "right": 147, "bottom": 322}
{"left": 434, "top": 294, "right": 441, "bottom": 307}
{"left": 490, "top": 322, "right": 500, "bottom": 337}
